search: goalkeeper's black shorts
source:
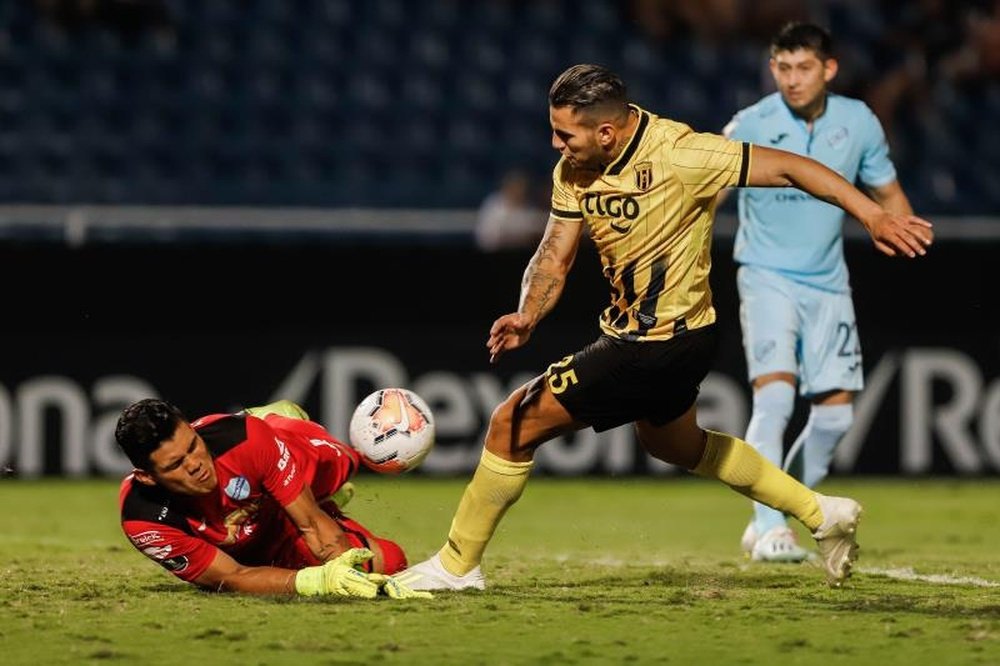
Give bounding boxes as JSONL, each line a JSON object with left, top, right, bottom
{"left": 544, "top": 324, "right": 718, "bottom": 432}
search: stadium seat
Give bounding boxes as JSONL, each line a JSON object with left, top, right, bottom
{"left": 0, "top": 0, "right": 994, "bottom": 213}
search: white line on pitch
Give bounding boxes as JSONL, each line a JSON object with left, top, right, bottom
{"left": 549, "top": 556, "right": 1000, "bottom": 588}
{"left": 858, "top": 566, "right": 1000, "bottom": 588}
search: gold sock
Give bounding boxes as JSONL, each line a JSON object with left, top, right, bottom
{"left": 694, "top": 430, "right": 823, "bottom": 531}
{"left": 438, "top": 448, "right": 533, "bottom": 576}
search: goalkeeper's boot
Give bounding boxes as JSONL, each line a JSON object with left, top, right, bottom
{"left": 244, "top": 399, "right": 309, "bottom": 420}
{"left": 811, "top": 494, "right": 862, "bottom": 587}
{"left": 329, "top": 482, "right": 355, "bottom": 510}
{"left": 392, "top": 553, "right": 486, "bottom": 591}
{"left": 740, "top": 520, "right": 758, "bottom": 558}
{"left": 751, "top": 526, "right": 810, "bottom": 563}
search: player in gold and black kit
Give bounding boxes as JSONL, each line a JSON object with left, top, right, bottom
{"left": 551, "top": 102, "right": 743, "bottom": 343}
{"left": 543, "top": 102, "right": 749, "bottom": 431}
{"left": 396, "top": 64, "right": 933, "bottom": 592}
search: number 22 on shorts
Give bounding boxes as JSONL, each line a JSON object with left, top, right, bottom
{"left": 546, "top": 355, "right": 579, "bottom": 394}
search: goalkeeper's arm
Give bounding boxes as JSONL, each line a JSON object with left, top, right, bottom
{"left": 193, "top": 548, "right": 306, "bottom": 595}
{"left": 193, "top": 547, "right": 429, "bottom": 599}
{"left": 192, "top": 547, "right": 377, "bottom": 598}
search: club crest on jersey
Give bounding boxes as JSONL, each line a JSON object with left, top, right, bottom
{"left": 754, "top": 340, "right": 776, "bottom": 363}
{"left": 224, "top": 476, "right": 251, "bottom": 501}
{"left": 634, "top": 161, "right": 654, "bottom": 191}
{"left": 827, "top": 126, "right": 849, "bottom": 150}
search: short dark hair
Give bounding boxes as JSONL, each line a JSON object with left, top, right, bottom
{"left": 548, "top": 64, "right": 629, "bottom": 122}
{"left": 115, "top": 398, "right": 186, "bottom": 469}
{"left": 770, "top": 22, "right": 833, "bottom": 60}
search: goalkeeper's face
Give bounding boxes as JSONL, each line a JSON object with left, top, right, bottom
{"left": 139, "top": 421, "right": 218, "bottom": 496}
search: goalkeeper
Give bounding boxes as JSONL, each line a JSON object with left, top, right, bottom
{"left": 115, "top": 397, "right": 430, "bottom": 599}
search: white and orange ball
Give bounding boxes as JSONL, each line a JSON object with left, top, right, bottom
{"left": 348, "top": 388, "right": 435, "bottom": 473}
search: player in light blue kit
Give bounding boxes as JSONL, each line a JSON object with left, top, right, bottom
{"left": 722, "top": 22, "right": 917, "bottom": 562}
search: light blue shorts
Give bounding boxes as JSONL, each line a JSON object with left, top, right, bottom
{"left": 737, "top": 265, "right": 863, "bottom": 397}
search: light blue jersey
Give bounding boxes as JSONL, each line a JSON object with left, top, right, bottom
{"left": 724, "top": 92, "right": 897, "bottom": 292}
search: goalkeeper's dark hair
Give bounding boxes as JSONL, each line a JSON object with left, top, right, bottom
{"left": 548, "top": 63, "right": 629, "bottom": 125}
{"left": 115, "top": 398, "right": 187, "bottom": 469}
{"left": 770, "top": 21, "right": 833, "bottom": 60}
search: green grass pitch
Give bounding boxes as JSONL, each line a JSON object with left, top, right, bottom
{"left": 1, "top": 476, "right": 998, "bottom": 665}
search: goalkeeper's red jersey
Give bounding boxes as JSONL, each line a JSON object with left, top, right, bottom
{"left": 118, "top": 412, "right": 361, "bottom": 583}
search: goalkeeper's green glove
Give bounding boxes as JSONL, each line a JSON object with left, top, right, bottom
{"left": 294, "top": 548, "right": 379, "bottom": 599}
{"left": 368, "top": 573, "right": 434, "bottom": 600}
{"left": 244, "top": 399, "right": 310, "bottom": 421}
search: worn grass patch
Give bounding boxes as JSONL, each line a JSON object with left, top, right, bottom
{"left": 1, "top": 477, "right": 998, "bottom": 665}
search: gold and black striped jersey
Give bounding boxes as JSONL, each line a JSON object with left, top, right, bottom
{"left": 551, "top": 104, "right": 750, "bottom": 341}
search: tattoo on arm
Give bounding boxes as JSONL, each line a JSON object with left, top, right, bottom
{"left": 525, "top": 272, "right": 561, "bottom": 318}
{"left": 519, "top": 222, "right": 568, "bottom": 318}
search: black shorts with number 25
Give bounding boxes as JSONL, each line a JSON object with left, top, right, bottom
{"left": 545, "top": 324, "right": 719, "bottom": 432}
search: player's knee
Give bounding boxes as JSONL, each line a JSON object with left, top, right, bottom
{"left": 485, "top": 387, "right": 525, "bottom": 444}
{"left": 745, "top": 382, "right": 795, "bottom": 460}
{"left": 487, "top": 387, "right": 548, "bottom": 462}
{"left": 751, "top": 380, "right": 796, "bottom": 422}
{"left": 810, "top": 403, "right": 853, "bottom": 438}
{"left": 636, "top": 420, "right": 704, "bottom": 469}
{"left": 800, "top": 403, "right": 853, "bottom": 486}
{"left": 487, "top": 397, "right": 515, "bottom": 438}
{"left": 484, "top": 410, "right": 511, "bottom": 460}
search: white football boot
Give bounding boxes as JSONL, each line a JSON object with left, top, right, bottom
{"left": 811, "top": 494, "right": 863, "bottom": 587}
{"left": 751, "top": 526, "right": 810, "bottom": 563}
{"left": 392, "top": 553, "right": 486, "bottom": 591}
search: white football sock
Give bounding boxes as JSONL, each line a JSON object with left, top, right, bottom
{"left": 745, "top": 381, "right": 796, "bottom": 534}
{"left": 784, "top": 403, "right": 853, "bottom": 488}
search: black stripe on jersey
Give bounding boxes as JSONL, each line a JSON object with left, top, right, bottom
{"left": 602, "top": 265, "right": 623, "bottom": 328}
{"left": 606, "top": 109, "right": 649, "bottom": 176}
{"left": 551, "top": 207, "right": 584, "bottom": 219}
{"left": 198, "top": 415, "right": 249, "bottom": 458}
{"left": 612, "top": 309, "right": 629, "bottom": 330}
{"left": 610, "top": 261, "right": 636, "bottom": 330}
{"left": 121, "top": 478, "right": 195, "bottom": 535}
{"left": 620, "top": 261, "right": 637, "bottom": 313}
{"left": 738, "top": 142, "right": 750, "bottom": 186}
{"left": 636, "top": 257, "right": 667, "bottom": 334}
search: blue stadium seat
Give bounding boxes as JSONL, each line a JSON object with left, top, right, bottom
{"left": 468, "top": 1, "right": 517, "bottom": 34}
{"left": 0, "top": 0, "right": 990, "bottom": 212}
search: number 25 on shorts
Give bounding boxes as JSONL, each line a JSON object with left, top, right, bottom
{"left": 546, "top": 355, "right": 579, "bottom": 394}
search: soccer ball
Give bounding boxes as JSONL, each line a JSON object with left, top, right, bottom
{"left": 348, "top": 388, "right": 435, "bottom": 474}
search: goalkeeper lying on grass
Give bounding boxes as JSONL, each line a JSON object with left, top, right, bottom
{"left": 115, "top": 398, "right": 430, "bottom": 600}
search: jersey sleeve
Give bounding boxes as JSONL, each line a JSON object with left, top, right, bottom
{"left": 121, "top": 519, "right": 219, "bottom": 583}
{"left": 549, "top": 159, "right": 583, "bottom": 221}
{"left": 857, "top": 105, "right": 897, "bottom": 188}
{"left": 671, "top": 130, "right": 750, "bottom": 200}
{"left": 244, "top": 416, "right": 307, "bottom": 508}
